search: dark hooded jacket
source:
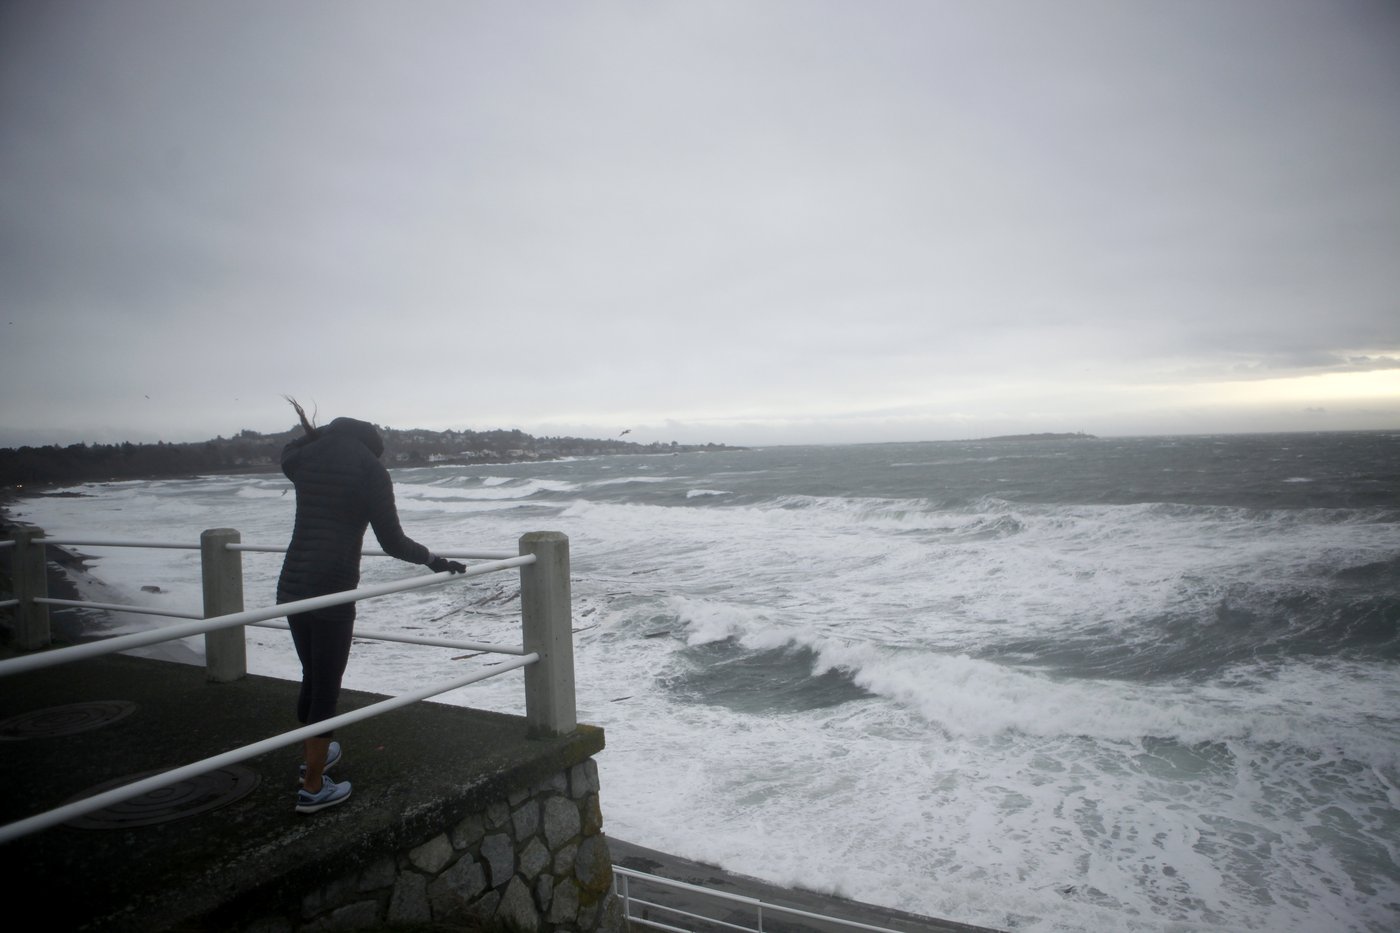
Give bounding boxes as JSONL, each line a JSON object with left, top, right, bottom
{"left": 276, "top": 417, "right": 430, "bottom": 621}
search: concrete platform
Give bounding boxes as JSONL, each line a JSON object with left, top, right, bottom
{"left": 0, "top": 651, "right": 603, "bottom": 931}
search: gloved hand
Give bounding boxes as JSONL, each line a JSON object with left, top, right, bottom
{"left": 428, "top": 556, "right": 466, "bottom": 574}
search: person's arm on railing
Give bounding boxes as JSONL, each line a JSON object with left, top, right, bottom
{"left": 365, "top": 464, "right": 464, "bottom": 574}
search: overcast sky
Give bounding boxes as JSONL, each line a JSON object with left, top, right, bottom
{"left": 3, "top": 0, "right": 1398, "bottom": 448}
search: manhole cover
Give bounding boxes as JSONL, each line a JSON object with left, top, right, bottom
{"left": 0, "top": 701, "right": 138, "bottom": 740}
{"left": 64, "top": 766, "right": 262, "bottom": 829}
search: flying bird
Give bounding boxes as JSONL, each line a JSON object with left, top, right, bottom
{"left": 619, "top": 429, "right": 631, "bottom": 437}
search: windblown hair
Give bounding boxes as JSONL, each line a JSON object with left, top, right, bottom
{"left": 283, "top": 396, "right": 320, "bottom": 439}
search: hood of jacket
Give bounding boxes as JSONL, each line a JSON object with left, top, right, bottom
{"left": 322, "top": 417, "right": 384, "bottom": 458}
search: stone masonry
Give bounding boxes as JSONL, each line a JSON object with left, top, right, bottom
{"left": 245, "top": 758, "right": 623, "bottom": 933}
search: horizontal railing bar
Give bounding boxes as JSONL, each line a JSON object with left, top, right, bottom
{"left": 621, "top": 915, "right": 691, "bottom": 933}
{"left": 0, "top": 652, "right": 538, "bottom": 844}
{"left": 0, "top": 599, "right": 17, "bottom": 610}
{"left": 18, "top": 604, "right": 528, "bottom": 651}
{"left": 0, "top": 539, "right": 14, "bottom": 549}
{"left": 28, "top": 537, "right": 514, "bottom": 562}
{"left": 0, "top": 554, "right": 535, "bottom": 679}
{"left": 229, "top": 543, "right": 515, "bottom": 560}
{"left": 34, "top": 597, "right": 203, "bottom": 620}
{"left": 619, "top": 894, "right": 755, "bottom": 933}
{"left": 251, "top": 619, "right": 527, "bottom": 655}
{"left": 31, "top": 535, "right": 515, "bottom": 562}
{"left": 40, "top": 537, "right": 199, "bottom": 550}
{"left": 611, "top": 868, "right": 912, "bottom": 933}
{"left": 613, "top": 867, "right": 762, "bottom": 907}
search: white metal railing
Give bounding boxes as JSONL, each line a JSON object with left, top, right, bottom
{"left": 39, "top": 535, "right": 513, "bottom": 560}
{"left": 34, "top": 596, "right": 200, "bottom": 619}
{"left": 614, "top": 866, "right": 915, "bottom": 933}
{"left": 24, "top": 537, "right": 529, "bottom": 636}
{"left": 0, "top": 654, "right": 537, "bottom": 844}
{"left": 37, "top": 537, "right": 202, "bottom": 550}
{"left": 249, "top": 619, "right": 529, "bottom": 655}
{"left": 8, "top": 536, "right": 520, "bottom": 624}
{"left": 0, "top": 525, "right": 577, "bottom": 843}
{"left": 230, "top": 541, "right": 515, "bottom": 560}
{"left": 0, "top": 554, "right": 533, "bottom": 676}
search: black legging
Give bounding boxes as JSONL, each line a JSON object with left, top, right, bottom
{"left": 288, "top": 610, "right": 355, "bottom": 737}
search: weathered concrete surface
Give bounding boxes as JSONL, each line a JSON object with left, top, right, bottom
{"left": 0, "top": 652, "right": 602, "bottom": 931}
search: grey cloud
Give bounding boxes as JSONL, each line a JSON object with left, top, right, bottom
{"left": 2, "top": 0, "right": 1398, "bottom": 446}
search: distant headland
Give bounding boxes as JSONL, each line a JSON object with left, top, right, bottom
{"left": 0, "top": 425, "right": 743, "bottom": 488}
{"left": 976, "top": 432, "right": 1097, "bottom": 442}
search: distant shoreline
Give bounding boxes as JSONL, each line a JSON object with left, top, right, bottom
{"left": 0, "top": 422, "right": 748, "bottom": 490}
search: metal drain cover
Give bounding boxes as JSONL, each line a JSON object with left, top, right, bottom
{"left": 64, "top": 766, "right": 262, "bottom": 829}
{"left": 0, "top": 701, "right": 137, "bottom": 740}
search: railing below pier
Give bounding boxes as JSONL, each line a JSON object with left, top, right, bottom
{"left": 614, "top": 866, "right": 925, "bottom": 933}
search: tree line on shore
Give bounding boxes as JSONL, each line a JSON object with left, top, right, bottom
{"left": 0, "top": 425, "right": 737, "bottom": 487}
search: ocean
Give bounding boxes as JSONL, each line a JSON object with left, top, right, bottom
{"left": 10, "top": 431, "right": 1400, "bottom": 933}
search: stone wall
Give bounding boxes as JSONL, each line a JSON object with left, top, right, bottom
{"left": 245, "top": 758, "right": 623, "bottom": 933}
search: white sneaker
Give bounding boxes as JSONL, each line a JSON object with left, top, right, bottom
{"left": 296, "top": 775, "right": 352, "bottom": 814}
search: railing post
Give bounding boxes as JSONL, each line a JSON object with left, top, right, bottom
{"left": 518, "top": 531, "right": 576, "bottom": 736}
{"left": 11, "top": 527, "right": 51, "bottom": 650}
{"left": 200, "top": 528, "right": 246, "bottom": 682}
